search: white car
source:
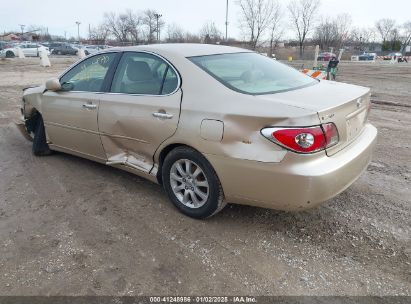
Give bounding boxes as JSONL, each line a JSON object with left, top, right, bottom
{"left": 0, "top": 47, "right": 16, "bottom": 58}
{"left": 82, "top": 45, "right": 101, "bottom": 56}
{"left": 14, "top": 43, "right": 51, "bottom": 57}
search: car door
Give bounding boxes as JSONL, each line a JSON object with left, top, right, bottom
{"left": 25, "top": 44, "right": 37, "bottom": 56}
{"left": 41, "top": 52, "right": 118, "bottom": 161}
{"left": 98, "top": 51, "right": 182, "bottom": 172}
{"left": 18, "top": 44, "right": 28, "bottom": 56}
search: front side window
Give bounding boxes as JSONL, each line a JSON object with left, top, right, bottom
{"left": 189, "top": 52, "right": 317, "bottom": 95}
{"left": 111, "top": 52, "right": 178, "bottom": 95}
{"left": 60, "top": 53, "right": 116, "bottom": 92}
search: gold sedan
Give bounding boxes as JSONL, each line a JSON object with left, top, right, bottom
{"left": 19, "top": 44, "right": 377, "bottom": 218}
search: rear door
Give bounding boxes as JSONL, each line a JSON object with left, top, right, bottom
{"left": 98, "top": 51, "right": 181, "bottom": 172}
{"left": 26, "top": 44, "right": 38, "bottom": 56}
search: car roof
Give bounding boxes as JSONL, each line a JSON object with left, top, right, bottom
{"left": 108, "top": 43, "right": 252, "bottom": 57}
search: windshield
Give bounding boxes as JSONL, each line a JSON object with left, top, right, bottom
{"left": 189, "top": 52, "right": 317, "bottom": 95}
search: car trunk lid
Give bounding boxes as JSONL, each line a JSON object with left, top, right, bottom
{"left": 256, "top": 81, "right": 371, "bottom": 156}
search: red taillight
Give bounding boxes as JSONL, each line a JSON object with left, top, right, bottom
{"left": 322, "top": 123, "right": 339, "bottom": 147}
{"left": 261, "top": 123, "right": 339, "bottom": 154}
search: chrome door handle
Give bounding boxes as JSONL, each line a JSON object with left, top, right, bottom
{"left": 82, "top": 103, "right": 97, "bottom": 109}
{"left": 152, "top": 112, "right": 173, "bottom": 119}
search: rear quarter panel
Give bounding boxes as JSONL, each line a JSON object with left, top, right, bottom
{"left": 152, "top": 53, "right": 321, "bottom": 166}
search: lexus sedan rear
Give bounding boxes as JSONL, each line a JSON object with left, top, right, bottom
{"left": 19, "top": 44, "right": 377, "bottom": 218}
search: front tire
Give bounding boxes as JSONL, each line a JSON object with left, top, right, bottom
{"left": 32, "top": 115, "right": 51, "bottom": 156}
{"left": 6, "top": 51, "right": 14, "bottom": 58}
{"left": 162, "top": 147, "right": 225, "bottom": 219}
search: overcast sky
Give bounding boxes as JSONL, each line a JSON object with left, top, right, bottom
{"left": 1, "top": 0, "right": 410, "bottom": 39}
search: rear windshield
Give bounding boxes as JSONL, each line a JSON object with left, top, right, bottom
{"left": 189, "top": 52, "right": 317, "bottom": 95}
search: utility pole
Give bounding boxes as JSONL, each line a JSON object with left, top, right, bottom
{"left": 75, "top": 21, "right": 81, "bottom": 43}
{"left": 154, "top": 13, "right": 162, "bottom": 42}
{"left": 225, "top": 0, "right": 229, "bottom": 41}
{"left": 19, "top": 24, "right": 25, "bottom": 38}
{"left": 359, "top": 36, "right": 363, "bottom": 52}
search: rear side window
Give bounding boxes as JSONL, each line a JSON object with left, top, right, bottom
{"left": 110, "top": 52, "right": 178, "bottom": 95}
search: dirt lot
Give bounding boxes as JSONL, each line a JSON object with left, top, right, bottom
{"left": 0, "top": 56, "right": 410, "bottom": 296}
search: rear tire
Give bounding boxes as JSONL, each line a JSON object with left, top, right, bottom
{"left": 32, "top": 115, "right": 52, "bottom": 156}
{"left": 162, "top": 146, "right": 225, "bottom": 219}
{"left": 6, "top": 51, "right": 14, "bottom": 58}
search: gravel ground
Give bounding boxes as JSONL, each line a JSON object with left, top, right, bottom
{"left": 0, "top": 56, "right": 410, "bottom": 296}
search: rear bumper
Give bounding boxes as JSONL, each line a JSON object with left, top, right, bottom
{"left": 206, "top": 123, "right": 377, "bottom": 211}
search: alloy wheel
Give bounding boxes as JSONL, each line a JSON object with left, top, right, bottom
{"left": 169, "top": 159, "right": 209, "bottom": 208}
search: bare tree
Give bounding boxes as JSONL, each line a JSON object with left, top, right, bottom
{"left": 334, "top": 14, "right": 351, "bottom": 48}
{"left": 375, "top": 18, "right": 396, "bottom": 43}
{"left": 25, "top": 25, "right": 50, "bottom": 41}
{"left": 125, "top": 10, "right": 142, "bottom": 43}
{"left": 142, "top": 9, "right": 164, "bottom": 43}
{"left": 166, "top": 23, "right": 185, "bottom": 43}
{"left": 314, "top": 18, "right": 337, "bottom": 50}
{"left": 237, "top": 0, "right": 275, "bottom": 50}
{"left": 399, "top": 21, "right": 411, "bottom": 53}
{"left": 268, "top": 1, "right": 282, "bottom": 57}
{"left": 314, "top": 13, "right": 351, "bottom": 50}
{"left": 103, "top": 12, "right": 131, "bottom": 42}
{"left": 89, "top": 24, "right": 110, "bottom": 43}
{"left": 199, "top": 21, "right": 223, "bottom": 44}
{"left": 185, "top": 32, "right": 201, "bottom": 43}
{"left": 350, "top": 27, "right": 376, "bottom": 45}
{"left": 288, "top": 0, "right": 320, "bottom": 57}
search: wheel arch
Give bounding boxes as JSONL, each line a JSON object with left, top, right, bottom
{"left": 156, "top": 143, "right": 187, "bottom": 184}
{"left": 6, "top": 50, "right": 15, "bottom": 58}
{"left": 155, "top": 143, "right": 222, "bottom": 186}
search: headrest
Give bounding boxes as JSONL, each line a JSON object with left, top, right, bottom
{"left": 126, "top": 60, "right": 153, "bottom": 81}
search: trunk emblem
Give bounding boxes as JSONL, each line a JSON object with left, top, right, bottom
{"left": 357, "top": 98, "right": 363, "bottom": 108}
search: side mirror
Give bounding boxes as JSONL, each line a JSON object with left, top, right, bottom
{"left": 45, "top": 78, "right": 61, "bottom": 91}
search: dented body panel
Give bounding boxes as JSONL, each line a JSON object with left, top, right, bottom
{"left": 98, "top": 90, "right": 183, "bottom": 172}
{"left": 21, "top": 44, "right": 377, "bottom": 211}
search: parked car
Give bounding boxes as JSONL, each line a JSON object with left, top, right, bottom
{"left": 383, "top": 52, "right": 404, "bottom": 61}
{"left": 317, "top": 52, "right": 336, "bottom": 61}
{"left": 18, "top": 44, "right": 377, "bottom": 219}
{"left": 82, "top": 45, "right": 101, "bottom": 56}
{"left": 358, "top": 52, "right": 377, "bottom": 61}
{"left": 15, "top": 43, "right": 50, "bottom": 57}
{"left": 0, "top": 41, "right": 16, "bottom": 58}
{"left": 51, "top": 43, "right": 78, "bottom": 55}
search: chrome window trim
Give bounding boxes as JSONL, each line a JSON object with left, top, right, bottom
{"left": 57, "top": 50, "right": 182, "bottom": 97}
{"left": 54, "top": 90, "right": 181, "bottom": 98}
{"left": 102, "top": 90, "right": 181, "bottom": 98}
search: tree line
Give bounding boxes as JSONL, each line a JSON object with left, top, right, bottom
{"left": 17, "top": 0, "right": 411, "bottom": 56}
{"left": 237, "top": 0, "right": 411, "bottom": 55}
